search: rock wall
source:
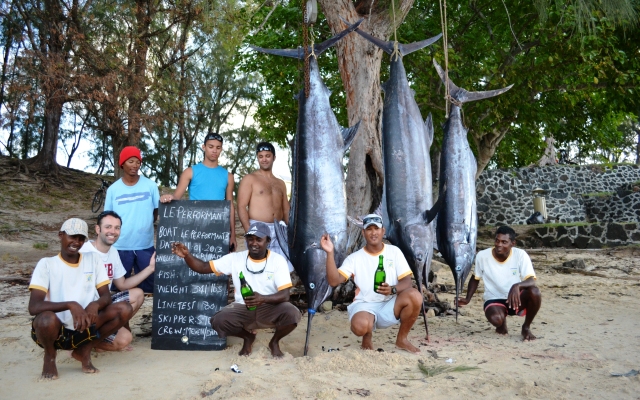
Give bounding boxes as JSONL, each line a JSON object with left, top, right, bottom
{"left": 523, "top": 222, "right": 640, "bottom": 249}
{"left": 476, "top": 164, "right": 640, "bottom": 226}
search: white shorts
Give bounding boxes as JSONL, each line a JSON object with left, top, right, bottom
{"left": 347, "top": 297, "right": 400, "bottom": 330}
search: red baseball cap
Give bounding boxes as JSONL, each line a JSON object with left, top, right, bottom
{"left": 119, "top": 146, "right": 142, "bottom": 167}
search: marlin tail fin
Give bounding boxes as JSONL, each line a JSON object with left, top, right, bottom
{"left": 433, "top": 59, "right": 513, "bottom": 104}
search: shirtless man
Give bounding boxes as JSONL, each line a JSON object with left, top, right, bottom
{"left": 159, "top": 133, "right": 237, "bottom": 251}
{"left": 237, "top": 142, "right": 292, "bottom": 271}
{"left": 457, "top": 225, "right": 542, "bottom": 341}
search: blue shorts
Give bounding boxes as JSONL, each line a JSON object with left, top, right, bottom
{"left": 347, "top": 297, "right": 400, "bottom": 330}
{"left": 117, "top": 246, "right": 155, "bottom": 293}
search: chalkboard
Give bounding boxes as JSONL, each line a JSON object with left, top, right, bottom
{"left": 151, "top": 200, "right": 230, "bottom": 351}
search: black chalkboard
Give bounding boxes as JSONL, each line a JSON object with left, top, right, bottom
{"left": 151, "top": 200, "right": 230, "bottom": 351}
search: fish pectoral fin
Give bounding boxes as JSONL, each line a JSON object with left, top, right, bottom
{"left": 273, "top": 219, "right": 291, "bottom": 260}
{"left": 342, "top": 121, "right": 361, "bottom": 153}
{"left": 423, "top": 191, "right": 445, "bottom": 224}
{"left": 425, "top": 113, "right": 434, "bottom": 147}
{"left": 433, "top": 59, "right": 513, "bottom": 104}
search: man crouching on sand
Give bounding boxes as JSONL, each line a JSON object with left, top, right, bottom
{"left": 320, "top": 214, "right": 423, "bottom": 353}
{"left": 171, "top": 221, "right": 301, "bottom": 357}
{"left": 457, "top": 225, "right": 541, "bottom": 340}
{"left": 28, "top": 218, "right": 133, "bottom": 379}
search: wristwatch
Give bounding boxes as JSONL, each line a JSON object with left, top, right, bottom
{"left": 391, "top": 286, "right": 397, "bottom": 295}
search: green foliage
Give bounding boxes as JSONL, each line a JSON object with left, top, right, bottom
{"left": 33, "top": 243, "right": 49, "bottom": 250}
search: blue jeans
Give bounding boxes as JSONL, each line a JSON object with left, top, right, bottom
{"left": 117, "top": 246, "right": 155, "bottom": 293}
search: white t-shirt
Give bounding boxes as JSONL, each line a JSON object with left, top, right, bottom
{"left": 80, "top": 241, "right": 127, "bottom": 286}
{"left": 339, "top": 244, "right": 413, "bottom": 303}
{"left": 474, "top": 247, "right": 536, "bottom": 301}
{"left": 29, "top": 253, "right": 111, "bottom": 330}
{"left": 209, "top": 250, "right": 292, "bottom": 305}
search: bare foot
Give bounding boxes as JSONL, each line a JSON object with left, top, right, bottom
{"left": 39, "top": 356, "right": 59, "bottom": 380}
{"left": 239, "top": 331, "right": 256, "bottom": 356}
{"left": 71, "top": 347, "right": 100, "bottom": 374}
{"left": 268, "top": 339, "right": 284, "bottom": 358}
{"left": 496, "top": 321, "right": 508, "bottom": 335}
{"left": 522, "top": 325, "right": 536, "bottom": 341}
{"left": 361, "top": 332, "right": 374, "bottom": 350}
{"left": 396, "top": 338, "right": 420, "bottom": 353}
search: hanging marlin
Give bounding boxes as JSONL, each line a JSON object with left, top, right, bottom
{"left": 352, "top": 26, "right": 442, "bottom": 340}
{"left": 432, "top": 59, "right": 513, "bottom": 321}
{"left": 251, "top": 19, "right": 363, "bottom": 356}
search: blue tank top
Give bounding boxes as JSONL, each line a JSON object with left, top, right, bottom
{"left": 188, "top": 163, "right": 228, "bottom": 200}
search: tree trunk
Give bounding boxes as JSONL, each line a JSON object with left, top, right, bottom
{"left": 319, "top": 0, "right": 414, "bottom": 249}
{"left": 472, "top": 125, "right": 511, "bottom": 179}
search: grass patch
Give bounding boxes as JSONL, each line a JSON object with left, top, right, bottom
{"left": 417, "top": 360, "right": 479, "bottom": 377}
{"left": 582, "top": 192, "right": 613, "bottom": 198}
{"left": 33, "top": 243, "right": 49, "bottom": 250}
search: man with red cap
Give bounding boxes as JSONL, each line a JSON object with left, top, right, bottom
{"left": 104, "top": 146, "right": 159, "bottom": 293}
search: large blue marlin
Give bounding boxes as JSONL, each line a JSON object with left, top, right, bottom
{"left": 251, "top": 20, "right": 363, "bottom": 355}
{"left": 433, "top": 59, "right": 512, "bottom": 321}
{"left": 352, "top": 28, "right": 442, "bottom": 339}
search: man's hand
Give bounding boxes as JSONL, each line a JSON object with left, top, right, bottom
{"left": 147, "top": 252, "right": 156, "bottom": 272}
{"left": 244, "top": 293, "right": 266, "bottom": 308}
{"left": 69, "top": 301, "right": 90, "bottom": 332}
{"left": 320, "top": 233, "right": 334, "bottom": 254}
{"left": 85, "top": 302, "right": 100, "bottom": 326}
{"left": 171, "top": 242, "right": 190, "bottom": 258}
{"left": 456, "top": 297, "right": 470, "bottom": 307}
{"left": 376, "top": 282, "right": 392, "bottom": 296}
{"left": 229, "top": 237, "right": 237, "bottom": 253}
{"left": 507, "top": 283, "right": 521, "bottom": 309}
{"left": 160, "top": 194, "right": 174, "bottom": 203}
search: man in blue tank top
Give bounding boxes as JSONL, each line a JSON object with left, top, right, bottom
{"left": 160, "top": 133, "right": 237, "bottom": 251}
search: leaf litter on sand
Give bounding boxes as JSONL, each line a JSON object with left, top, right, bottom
{"left": 417, "top": 359, "right": 479, "bottom": 377}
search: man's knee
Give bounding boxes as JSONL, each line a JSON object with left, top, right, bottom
{"left": 275, "top": 303, "right": 302, "bottom": 326}
{"left": 486, "top": 311, "right": 505, "bottom": 327}
{"left": 111, "top": 301, "right": 134, "bottom": 321}
{"left": 112, "top": 329, "right": 133, "bottom": 350}
{"left": 128, "top": 288, "right": 145, "bottom": 312}
{"left": 350, "top": 315, "right": 373, "bottom": 337}
{"left": 33, "top": 312, "right": 61, "bottom": 333}
{"left": 403, "top": 288, "right": 423, "bottom": 307}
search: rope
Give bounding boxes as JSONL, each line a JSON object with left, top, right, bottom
{"left": 438, "top": 0, "right": 450, "bottom": 117}
{"left": 302, "top": 0, "right": 310, "bottom": 98}
{"left": 390, "top": 0, "right": 401, "bottom": 61}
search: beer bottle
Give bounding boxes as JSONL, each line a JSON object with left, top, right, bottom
{"left": 374, "top": 255, "right": 386, "bottom": 292}
{"left": 239, "top": 271, "right": 256, "bottom": 311}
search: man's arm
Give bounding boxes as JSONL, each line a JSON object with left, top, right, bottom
{"left": 161, "top": 168, "right": 192, "bottom": 203}
{"left": 244, "top": 288, "right": 290, "bottom": 308}
{"left": 320, "top": 234, "right": 345, "bottom": 287}
{"left": 113, "top": 253, "right": 156, "bottom": 291}
{"left": 507, "top": 276, "right": 536, "bottom": 309}
{"left": 226, "top": 172, "right": 237, "bottom": 252}
{"left": 457, "top": 276, "right": 479, "bottom": 307}
{"left": 171, "top": 242, "right": 213, "bottom": 274}
{"left": 280, "top": 180, "right": 290, "bottom": 225}
{"left": 84, "top": 285, "right": 113, "bottom": 328}
{"left": 236, "top": 175, "right": 252, "bottom": 231}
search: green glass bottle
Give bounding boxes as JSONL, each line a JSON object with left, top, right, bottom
{"left": 239, "top": 271, "right": 256, "bottom": 311}
{"left": 374, "top": 255, "right": 386, "bottom": 292}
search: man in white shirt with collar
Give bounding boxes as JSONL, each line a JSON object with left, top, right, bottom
{"left": 80, "top": 210, "right": 155, "bottom": 351}
{"left": 171, "top": 221, "right": 301, "bottom": 357}
{"left": 457, "top": 225, "right": 541, "bottom": 340}
{"left": 321, "top": 214, "right": 423, "bottom": 353}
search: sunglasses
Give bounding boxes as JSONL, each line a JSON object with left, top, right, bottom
{"left": 363, "top": 216, "right": 383, "bottom": 226}
{"left": 245, "top": 253, "right": 268, "bottom": 274}
{"left": 205, "top": 134, "right": 223, "bottom": 143}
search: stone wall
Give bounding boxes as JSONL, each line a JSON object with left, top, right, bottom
{"left": 523, "top": 222, "right": 640, "bottom": 249}
{"left": 476, "top": 164, "right": 640, "bottom": 226}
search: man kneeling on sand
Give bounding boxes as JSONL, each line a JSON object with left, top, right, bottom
{"left": 80, "top": 211, "right": 155, "bottom": 351}
{"left": 28, "top": 218, "right": 133, "bottom": 379}
{"left": 171, "top": 221, "right": 301, "bottom": 357}
{"left": 457, "top": 225, "right": 542, "bottom": 340}
{"left": 321, "top": 214, "right": 423, "bottom": 353}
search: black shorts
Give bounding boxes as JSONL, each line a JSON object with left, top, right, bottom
{"left": 31, "top": 322, "right": 100, "bottom": 350}
{"left": 483, "top": 299, "right": 526, "bottom": 317}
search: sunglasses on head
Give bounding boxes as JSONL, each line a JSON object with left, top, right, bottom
{"left": 363, "top": 216, "right": 383, "bottom": 225}
{"left": 205, "top": 134, "right": 223, "bottom": 142}
{"left": 257, "top": 145, "right": 273, "bottom": 152}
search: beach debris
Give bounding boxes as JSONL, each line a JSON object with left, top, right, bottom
{"left": 214, "top": 368, "right": 219, "bottom": 371}
{"left": 445, "top": 358, "right": 455, "bottom": 363}
{"left": 418, "top": 359, "right": 479, "bottom": 377}
{"left": 200, "top": 385, "right": 222, "bottom": 398}
{"left": 611, "top": 369, "right": 639, "bottom": 377}
{"left": 230, "top": 364, "right": 242, "bottom": 373}
{"left": 377, "top": 348, "right": 384, "bottom": 352}
{"left": 321, "top": 346, "right": 340, "bottom": 352}
{"left": 347, "top": 388, "right": 371, "bottom": 397}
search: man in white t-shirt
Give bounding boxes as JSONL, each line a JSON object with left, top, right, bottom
{"left": 80, "top": 211, "right": 155, "bottom": 351}
{"left": 321, "top": 214, "right": 423, "bottom": 353}
{"left": 171, "top": 221, "right": 301, "bottom": 357}
{"left": 457, "top": 225, "right": 542, "bottom": 341}
{"left": 28, "top": 218, "right": 133, "bottom": 380}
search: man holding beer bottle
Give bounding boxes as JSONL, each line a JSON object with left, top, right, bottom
{"left": 320, "top": 214, "right": 423, "bottom": 353}
{"left": 171, "top": 221, "right": 301, "bottom": 357}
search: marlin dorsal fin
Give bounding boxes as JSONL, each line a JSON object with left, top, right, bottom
{"left": 433, "top": 59, "right": 513, "bottom": 104}
{"left": 341, "top": 121, "right": 361, "bottom": 153}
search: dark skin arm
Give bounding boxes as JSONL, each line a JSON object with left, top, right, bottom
{"left": 457, "top": 276, "right": 537, "bottom": 309}
{"left": 28, "top": 285, "right": 112, "bottom": 331}
{"left": 456, "top": 276, "right": 479, "bottom": 306}
{"left": 244, "top": 288, "right": 291, "bottom": 308}
{"left": 171, "top": 242, "right": 212, "bottom": 274}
